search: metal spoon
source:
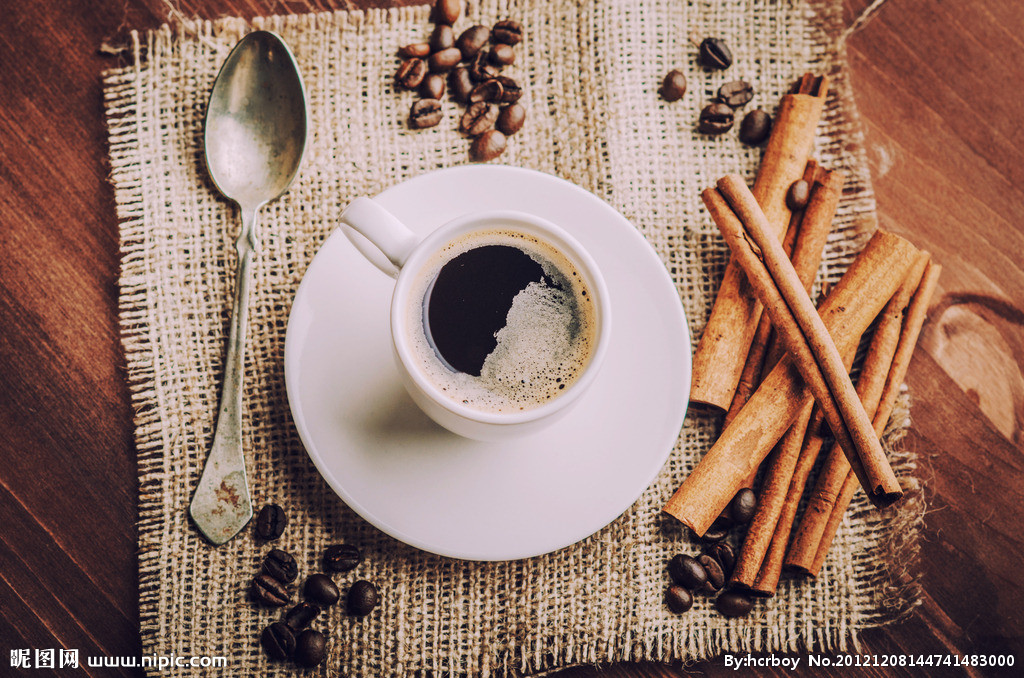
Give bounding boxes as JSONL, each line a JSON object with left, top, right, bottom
{"left": 189, "top": 31, "right": 308, "bottom": 545}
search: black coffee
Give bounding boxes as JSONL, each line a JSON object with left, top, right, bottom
{"left": 408, "top": 229, "right": 596, "bottom": 413}
{"left": 426, "top": 244, "right": 553, "bottom": 375}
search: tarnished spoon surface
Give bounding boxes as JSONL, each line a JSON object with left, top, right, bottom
{"left": 190, "top": 31, "right": 307, "bottom": 545}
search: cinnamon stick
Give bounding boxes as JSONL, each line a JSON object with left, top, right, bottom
{"left": 663, "top": 230, "right": 919, "bottom": 535}
{"left": 751, "top": 255, "right": 931, "bottom": 591}
{"left": 723, "top": 161, "right": 828, "bottom": 430}
{"left": 731, "top": 346, "right": 855, "bottom": 593}
{"left": 730, "top": 399, "right": 815, "bottom": 591}
{"left": 806, "top": 261, "right": 942, "bottom": 576}
{"left": 875, "top": 260, "right": 943, "bottom": 432}
{"left": 761, "top": 169, "right": 846, "bottom": 370}
{"left": 713, "top": 175, "right": 902, "bottom": 506}
{"left": 786, "top": 256, "right": 939, "bottom": 576}
{"left": 784, "top": 254, "right": 929, "bottom": 574}
{"left": 724, "top": 163, "right": 829, "bottom": 492}
{"left": 808, "top": 471, "right": 858, "bottom": 576}
{"left": 750, "top": 407, "right": 828, "bottom": 595}
{"left": 784, "top": 170, "right": 844, "bottom": 295}
{"left": 748, "top": 265, "right": 923, "bottom": 593}
{"left": 726, "top": 170, "right": 847, "bottom": 590}
{"left": 689, "top": 74, "right": 829, "bottom": 412}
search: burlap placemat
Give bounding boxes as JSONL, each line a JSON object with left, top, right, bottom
{"left": 104, "top": 1, "right": 923, "bottom": 674}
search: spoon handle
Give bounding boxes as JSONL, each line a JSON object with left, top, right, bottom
{"left": 189, "top": 206, "right": 258, "bottom": 545}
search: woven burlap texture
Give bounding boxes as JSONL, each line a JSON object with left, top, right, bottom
{"left": 104, "top": 1, "right": 923, "bottom": 675}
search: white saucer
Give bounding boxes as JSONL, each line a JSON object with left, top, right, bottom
{"left": 284, "top": 166, "right": 691, "bottom": 561}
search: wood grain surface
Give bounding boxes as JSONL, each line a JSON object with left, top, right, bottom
{"left": 0, "top": 0, "right": 1020, "bottom": 676}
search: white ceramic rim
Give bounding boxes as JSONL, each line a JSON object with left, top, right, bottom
{"left": 389, "top": 210, "right": 612, "bottom": 426}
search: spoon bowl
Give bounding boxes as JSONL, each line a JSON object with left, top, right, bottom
{"left": 204, "top": 31, "right": 307, "bottom": 209}
{"left": 190, "top": 31, "right": 308, "bottom": 545}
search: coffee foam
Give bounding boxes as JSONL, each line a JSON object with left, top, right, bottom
{"left": 406, "top": 229, "right": 597, "bottom": 413}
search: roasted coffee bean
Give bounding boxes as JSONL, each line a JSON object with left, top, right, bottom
{"left": 460, "top": 102, "right": 499, "bottom": 136}
{"left": 659, "top": 69, "right": 687, "bottom": 102}
{"left": 739, "top": 108, "right": 772, "bottom": 145}
{"left": 431, "top": 0, "right": 461, "bottom": 25}
{"left": 285, "top": 602, "right": 321, "bottom": 630}
{"left": 323, "top": 544, "right": 362, "bottom": 573}
{"left": 395, "top": 58, "right": 427, "bottom": 89}
{"left": 730, "top": 488, "right": 757, "bottom": 525}
{"left": 717, "top": 80, "right": 753, "bottom": 108}
{"left": 469, "top": 51, "right": 499, "bottom": 82}
{"left": 262, "top": 548, "right": 298, "bottom": 584}
{"left": 457, "top": 25, "right": 491, "bottom": 60}
{"left": 304, "top": 573, "right": 340, "bottom": 606}
{"left": 489, "top": 44, "right": 515, "bottom": 66}
{"left": 786, "top": 179, "right": 810, "bottom": 210}
{"left": 470, "top": 129, "right": 507, "bottom": 161}
{"left": 704, "top": 542, "right": 736, "bottom": 580}
{"left": 698, "top": 37, "right": 733, "bottom": 70}
{"left": 716, "top": 590, "right": 755, "bottom": 617}
{"left": 255, "top": 504, "right": 287, "bottom": 540}
{"left": 419, "top": 74, "right": 446, "bottom": 100}
{"left": 698, "top": 102, "right": 734, "bottom": 135}
{"left": 494, "top": 76, "right": 522, "bottom": 103}
{"left": 294, "top": 629, "right": 328, "bottom": 667}
{"left": 409, "top": 99, "right": 443, "bottom": 129}
{"left": 665, "top": 584, "right": 693, "bottom": 613}
{"left": 699, "top": 519, "right": 731, "bottom": 543}
{"left": 399, "top": 42, "right": 431, "bottom": 58}
{"left": 252, "top": 573, "right": 290, "bottom": 607}
{"left": 492, "top": 19, "right": 523, "bottom": 45}
{"left": 468, "top": 79, "right": 504, "bottom": 104}
{"left": 699, "top": 554, "right": 725, "bottom": 592}
{"left": 347, "top": 580, "right": 380, "bottom": 617}
{"left": 428, "top": 47, "right": 463, "bottom": 73}
{"left": 496, "top": 103, "right": 526, "bottom": 135}
{"left": 449, "top": 67, "right": 474, "bottom": 103}
{"left": 429, "top": 24, "right": 455, "bottom": 53}
{"left": 261, "top": 621, "right": 295, "bottom": 660}
{"left": 667, "top": 554, "right": 707, "bottom": 590}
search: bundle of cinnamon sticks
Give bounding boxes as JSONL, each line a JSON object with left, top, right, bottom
{"left": 663, "top": 73, "right": 940, "bottom": 596}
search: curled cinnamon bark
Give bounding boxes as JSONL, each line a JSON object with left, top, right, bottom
{"left": 689, "top": 75, "right": 830, "bottom": 412}
{"left": 786, "top": 256, "right": 940, "bottom": 576}
{"left": 663, "top": 229, "right": 919, "bottom": 535}
{"left": 724, "top": 161, "right": 833, "bottom": 430}
{"left": 712, "top": 175, "right": 902, "bottom": 506}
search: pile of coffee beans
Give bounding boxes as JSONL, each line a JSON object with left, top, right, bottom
{"left": 394, "top": 0, "right": 526, "bottom": 161}
{"left": 250, "top": 504, "right": 380, "bottom": 668}
{"left": 663, "top": 488, "right": 757, "bottom": 618}
{"left": 658, "top": 37, "right": 773, "bottom": 146}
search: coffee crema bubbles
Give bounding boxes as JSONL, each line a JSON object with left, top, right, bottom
{"left": 406, "top": 229, "right": 597, "bottom": 413}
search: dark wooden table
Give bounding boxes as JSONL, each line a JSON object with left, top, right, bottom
{"left": 2, "top": 1, "right": 1021, "bottom": 676}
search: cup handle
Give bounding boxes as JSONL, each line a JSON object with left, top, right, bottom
{"left": 340, "top": 197, "right": 421, "bottom": 276}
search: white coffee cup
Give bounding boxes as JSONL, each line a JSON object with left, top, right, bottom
{"left": 339, "top": 196, "right": 611, "bottom": 441}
